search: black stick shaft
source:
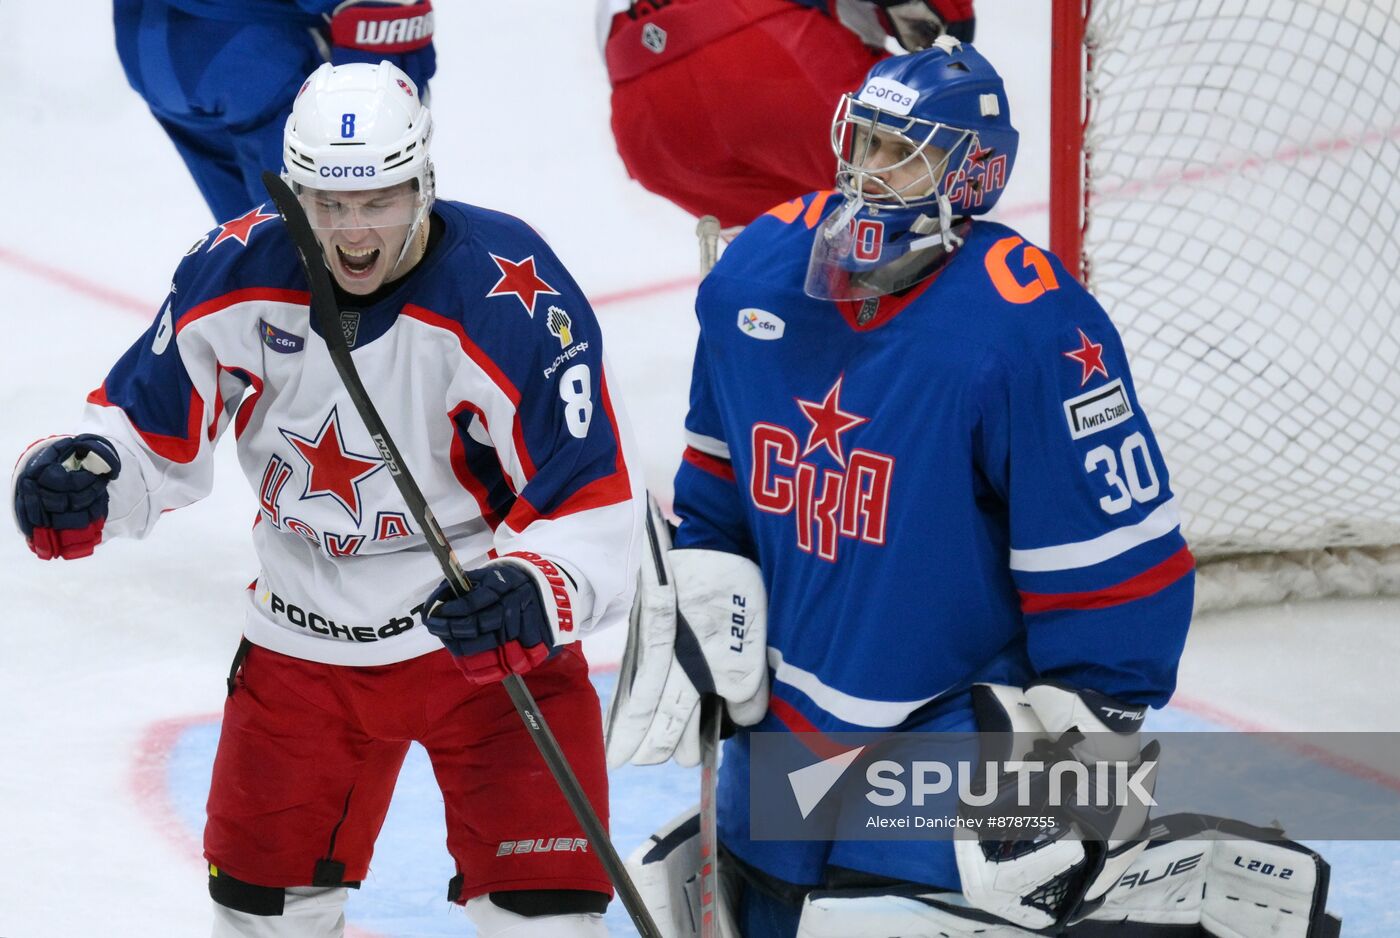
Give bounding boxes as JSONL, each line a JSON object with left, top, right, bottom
{"left": 262, "top": 172, "right": 661, "bottom": 937}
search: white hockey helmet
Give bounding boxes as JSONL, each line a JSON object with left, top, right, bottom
{"left": 283, "top": 60, "right": 434, "bottom": 238}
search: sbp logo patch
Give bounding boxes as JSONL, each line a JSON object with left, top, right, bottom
{"left": 261, "top": 320, "right": 305, "bottom": 354}
{"left": 738, "top": 308, "right": 785, "bottom": 340}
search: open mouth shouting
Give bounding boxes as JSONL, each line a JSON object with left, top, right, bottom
{"left": 336, "top": 244, "right": 382, "bottom": 281}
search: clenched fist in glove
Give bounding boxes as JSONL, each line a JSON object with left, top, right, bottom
{"left": 13, "top": 434, "right": 122, "bottom": 561}
{"left": 423, "top": 552, "right": 578, "bottom": 684}
{"left": 871, "top": 0, "right": 975, "bottom": 51}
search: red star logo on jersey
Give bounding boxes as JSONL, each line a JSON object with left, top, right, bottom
{"left": 487, "top": 253, "right": 560, "bottom": 317}
{"left": 280, "top": 407, "right": 384, "bottom": 526}
{"left": 796, "top": 376, "right": 869, "bottom": 466}
{"left": 210, "top": 205, "right": 280, "bottom": 250}
{"left": 1063, "top": 328, "right": 1110, "bottom": 385}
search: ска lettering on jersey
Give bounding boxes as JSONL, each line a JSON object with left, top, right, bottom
{"left": 749, "top": 376, "right": 892, "bottom": 562}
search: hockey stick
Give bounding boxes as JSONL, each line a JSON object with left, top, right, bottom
{"left": 694, "top": 215, "right": 728, "bottom": 938}
{"left": 262, "top": 172, "right": 662, "bottom": 938}
{"left": 695, "top": 696, "right": 723, "bottom": 938}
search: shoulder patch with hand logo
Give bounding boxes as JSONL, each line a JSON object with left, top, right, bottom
{"left": 547, "top": 306, "right": 573, "bottom": 348}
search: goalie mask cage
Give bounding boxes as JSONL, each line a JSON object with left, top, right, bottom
{"left": 1049, "top": 0, "right": 1400, "bottom": 611}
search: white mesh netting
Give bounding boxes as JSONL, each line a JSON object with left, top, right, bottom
{"left": 1080, "top": 0, "right": 1400, "bottom": 607}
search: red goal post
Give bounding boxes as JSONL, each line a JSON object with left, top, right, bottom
{"left": 1048, "top": 0, "right": 1400, "bottom": 610}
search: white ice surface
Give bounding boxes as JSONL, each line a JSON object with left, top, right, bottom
{"left": 1, "top": 2, "right": 1396, "bottom": 935}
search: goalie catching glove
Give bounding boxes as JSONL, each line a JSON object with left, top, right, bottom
{"left": 605, "top": 496, "right": 769, "bottom": 768}
{"left": 954, "top": 682, "right": 1160, "bottom": 931}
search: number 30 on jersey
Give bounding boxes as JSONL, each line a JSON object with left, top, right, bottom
{"left": 1086, "top": 431, "right": 1161, "bottom": 514}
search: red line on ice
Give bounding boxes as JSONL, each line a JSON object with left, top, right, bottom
{"left": 1170, "top": 693, "right": 1400, "bottom": 795}
{"left": 130, "top": 713, "right": 212, "bottom": 862}
{"left": 0, "top": 245, "right": 708, "bottom": 319}
{"left": 0, "top": 245, "right": 153, "bottom": 316}
{"left": 5, "top": 124, "right": 1394, "bottom": 319}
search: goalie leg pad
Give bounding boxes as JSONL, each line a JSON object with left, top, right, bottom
{"left": 210, "top": 885, "right": 347, "bottom": 937}
{"left": 623, "top": 806, "right": 742, "bottom": 938}
{"left": 1086, "top": 816, "right": 1341, "bottom": 938}
{"left": 796, "top": 888, "right": 1039, "bottom": 937}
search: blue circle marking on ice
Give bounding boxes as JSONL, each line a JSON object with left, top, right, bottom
{"left": 157, "top": 678, "right": 1396, "bottom": 936}
{"left": 160, "top": 672, "right": 700, "bottom": 936}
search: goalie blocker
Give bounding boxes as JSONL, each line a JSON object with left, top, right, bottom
{"left": 627, "top": 808, "right": 1341, "bottom": 938}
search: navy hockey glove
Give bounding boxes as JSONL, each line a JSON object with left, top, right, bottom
{"left": 424, "top": 561, "right": 555, "bottom": 684}
{"left": 13, "top": 434, "right": 122, "bottom": 561}
{"left": 327, "top": 1, "right": 436, "bottom": 94}
{"left": 871, "top": 0, "right": 975, "bottom": 50}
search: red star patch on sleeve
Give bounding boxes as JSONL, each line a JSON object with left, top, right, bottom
{"left": 796, "top": 376, "right": 868, "bottom": 467}
{"left": 210, "top": 205, "right": 280, "bottom": 250}
{"left": 487, "top": 253, "right": 560, "bottom": 317}
{"left": 1063, "top": 328, "right": 1110, "bottom": 385}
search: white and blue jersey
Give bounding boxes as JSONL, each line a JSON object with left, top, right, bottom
{"left": 672, "top": 191, "right": 1194, "bottom": 888}
{"left": 76, "top": 200, "right": 644, "bottom": 666}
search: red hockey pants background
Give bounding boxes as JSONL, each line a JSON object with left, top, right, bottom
{"left": 607, "top": 0, "right": 888, "bottom": 227}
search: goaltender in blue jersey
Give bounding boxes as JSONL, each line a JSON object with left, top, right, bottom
{"left": 606, "top": 37, "right": 1204, "bottom": 938}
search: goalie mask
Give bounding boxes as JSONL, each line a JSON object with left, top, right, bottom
{"left": 282, "top": 60, "right": 435, "bottom": 292}
{"left": 805, "top": 37, "right": 1018, "bottom": 300}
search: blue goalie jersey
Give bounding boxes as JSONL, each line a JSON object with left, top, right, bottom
{"left": 673, "top": 191, "right": 1195, "bottom": 737}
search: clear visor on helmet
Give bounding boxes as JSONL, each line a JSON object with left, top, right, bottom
{"left": 295, "top": 180, "right": 424, "bottom": 231}
{"left": 832, "top": 96, "right": 973, "bottom": 208}
{"left": 804, "top": 202, "right": 949, "bottom": 302}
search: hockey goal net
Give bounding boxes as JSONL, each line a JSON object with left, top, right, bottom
{"left": 1050, "top": 0, "right": 1400, "bottom": 610}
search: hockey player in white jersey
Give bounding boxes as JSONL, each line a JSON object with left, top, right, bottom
{"left": 11, "top": 61, "right": 644, "bottom": 937}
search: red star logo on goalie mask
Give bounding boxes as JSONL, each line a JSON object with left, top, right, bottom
{"left": 1063, "top": 328, "right": 1110, "bottom": 386}
{"left": 280, "top": 407, "right": 385, "bottom": 526}
{"left": 210, "top": 205, "right": 279, "bottom": 250}
{"left": 487, "top": 253, "right": 560, "bottom": 317}
{"left": 796, "top": 376, "right": 869, "bottom": 467}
